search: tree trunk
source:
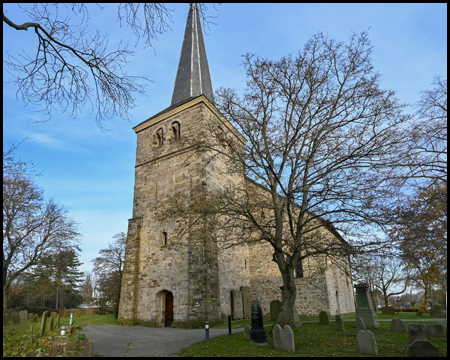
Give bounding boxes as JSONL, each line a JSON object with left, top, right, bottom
{"left": 275, "top": 261, "right": 297, "bottom": 328}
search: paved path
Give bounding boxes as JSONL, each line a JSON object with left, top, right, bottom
{"left": 81, "top": 325, "right": 244, "bottom": 357}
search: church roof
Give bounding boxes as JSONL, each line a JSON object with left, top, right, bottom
{"left": 171, "top": 3, "right": 214, "bottom": 106}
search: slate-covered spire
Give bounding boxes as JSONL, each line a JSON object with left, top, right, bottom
{"left": 171, "top": 3, "right": 214, "bottom": 105}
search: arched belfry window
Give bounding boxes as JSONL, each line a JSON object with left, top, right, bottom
{"left": 161, "top": 231, "right": 167, "bottom": 246}
{"left": 171, "top": 121, "right": 180, "bottom": 141}
{"left": 155, "top": 128, "right": 164, "bottom": 146}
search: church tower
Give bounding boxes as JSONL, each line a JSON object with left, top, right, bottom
{"left": 118, "top": 4, "right": 250, "bottom": 327}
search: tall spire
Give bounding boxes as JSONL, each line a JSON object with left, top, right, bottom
{"left": 171, "top": 3, "right": 214, "bottom": 106}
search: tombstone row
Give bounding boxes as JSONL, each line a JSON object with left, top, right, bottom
{"left": 231, "top": 286, "right": 251, "bottom": 320}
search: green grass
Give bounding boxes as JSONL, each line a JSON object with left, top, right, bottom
{"left": 178, "top": 317, "right": 447, "bottom": 357}
{"left": 2, "top": 313, "right": 117, "bottom": 357}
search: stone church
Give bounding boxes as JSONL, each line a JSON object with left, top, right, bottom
{"left": 118, "top": 4, "right": 355, "bottom": 327}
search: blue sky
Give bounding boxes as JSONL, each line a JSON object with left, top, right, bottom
{"left": 3, "top": 3, "right": 447, "bottom": 276}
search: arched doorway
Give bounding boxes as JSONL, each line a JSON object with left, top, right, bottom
{"left": 164, "top": 292, "right": 173, "bottom": 327}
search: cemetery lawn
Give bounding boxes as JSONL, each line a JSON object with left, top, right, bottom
{"left": 2, "top": 313, "right": 116, "bottom": 357}
{"left": 178, "top": 318, "right": 447, "bottom": 357}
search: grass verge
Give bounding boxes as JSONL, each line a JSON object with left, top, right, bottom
{"left": 178, "top": 318, "right": 447, "bottom": 357}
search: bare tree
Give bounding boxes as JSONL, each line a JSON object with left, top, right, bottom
{"left": 164, "top": 31, "right": 410, "bottom": 327}
{"left": 92, "top": 232, "right": 126, "bottom": 316}
{"left": 3, "top": 3, "right": 220, "bottom": 128}
{"left": 3, "top": 147, "right": 80, "bottom": 310}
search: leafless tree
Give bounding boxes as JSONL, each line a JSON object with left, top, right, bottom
{"left": 163, "top": 31, "right": 410, "bottom": 327}
{"left": 3, "top": 3, "right": 220, "bottom": 128}
{"left": 3, "top": 146, "right": 80, "bottom": 310}
{"left": 92, "top": 232, "right": 127, "bottom": 316}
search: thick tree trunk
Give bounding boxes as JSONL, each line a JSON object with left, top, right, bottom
{"left": 275, "top": 260, "right": 297, "bottom": 328}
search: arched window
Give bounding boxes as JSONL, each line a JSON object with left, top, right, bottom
{"left": 156, "top": 128, "right": 164, "bottom": 146}
{"left": 171, "top": 121, "right": 180, "bottom": 141}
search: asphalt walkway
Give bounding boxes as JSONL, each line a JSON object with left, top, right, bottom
{"left": 81, "top": 325, "right": 244, "bottom": 357}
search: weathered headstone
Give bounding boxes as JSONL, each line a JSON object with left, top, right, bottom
{"left": 409, "top": 339, "right": 439, "bottom": 357}
{"left": 51, "top": 311, "right": 57, "bottom": 318}
{"left": 250, "top": 300, "right": 267, "bottom": 346}
{"left": 31, "top": 314, "right": 39, "bottom": 323}
{"left": 381, "top": 306, "right": 395, "bottom": 315}
{"left": 288, "top": 307, "right": 302, "bottom": 328}
{"left": 243, "top": 325, "right": 251, "bottom": 340}
{"left": 3, "top": 314, "right": 10, "bottom": 326}
{"left": 335, "top": 314, "right": 345, "bottom": 331}
{"left": 48, "top": 316, "right": 55, "bottom": 331}
{"left": 273, "top": 324, "right": 295, "bottom": 352}
{"left": 39, "top": 311, "right": 48, "bottom": 337}
{"left": 49, "top": 337, "right": 93, "bottom": 357}
{"left": 407, "top": 323, "right": 430, "bottom": 344}
{"left": 74, "top": 309, "right": 81, "bottom": 317}
{"left": 27, "top": 313, "right": 34, "bottom": 319}
{"left": 86, "top": 308, "right": 94, "bottom": 316}
{"left": 390, "top": 318, "right": 405, "bottom": 333}
{"left": 240, "top": 286, "right": 251, "bottom": 319}
{"left": 231, "top": 290, "right": 243, "bottom": 320}
{"left": 56, "top": 314, "right": 60, "bottom": 328}
{"left": 356, "top": 317, "right": 366, "bottom": 332}
{"left": 59, "top": 307, "right": 66, "bottom": 318}
{"left": 354, "top": 283, "right": 380, "bottom": 329}
{"left": 426, "top": 324, "right": 445, "bottom": 337}
{"left": 318, "top": 310, "right": 331, "bottom": 325}
{"left": 12, "top": 313, "right": 20, "bottom": 324}
{"left": 357, "top": 330, "right": 378, "bottom": 355}
{"left": 431, "top": 305, "right": 443, "bottom": 317}
{"left": 19, "top": 310, "right": 28, "bottom": 321}
{"left": 270, "top": 300, "right": 282, "bottom": 321}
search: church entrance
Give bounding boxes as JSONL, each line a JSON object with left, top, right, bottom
{"left": 164, "top": 292, "right": 173, "bottom": 327}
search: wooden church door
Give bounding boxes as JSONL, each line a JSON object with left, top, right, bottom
{"left": 165, "top": 292, "right": 173, "bottom": 327}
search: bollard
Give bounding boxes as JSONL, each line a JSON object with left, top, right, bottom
{"left": 228, "top": 315, "right": 232, "bottom": 335}
{"left": 69, "top": 312, "right": 73, "bottom": 326}
{"left": 205, "top": 321, "right": 209, "bottom": 343}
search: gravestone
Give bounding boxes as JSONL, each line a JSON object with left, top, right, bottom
{"left": 431, "top": 305, "right": 443, "bottom": 317}
{"left": 357, "top": 330, "right": 378, "bottom": 355}
{"left": 356, "top": 317, "right": 366, "bottom": 332}
{"left": 19, "top": 310, "right": 28, "bottom": 321}
{"left": 244, "top": 325, "right": 251, "bottom": 340}
{"left": 28, "top": 313, "right": 34, "bottom": 319}
{"left": 273, "top": 324, "right": 295, "bottom": 351}
{"left": 354, "top": 283, "right": 380, "bottom": 329}
{"left": 31, "top": 314, "right": 39, "bottom": 323}
{"left": 270, "top": 300, "right": 282, "bottom": 321}
{"left": 48, "top": 316, "right": 54, "bottom": 331}
{"left": 288, "top": 307, "right": 302, "bottom": 328}
{"left": 74, "top": 309, "right": 81, "bottom": 317}
{"left": 426, "top": 324, "right": 445, "bottom": 337}
{"left": 51, "top": 311, "right": 57, "bottom": 318}
{"left": 49, "top": 337, "right": 93, "bottom": 357}
{"left": 240, "top": 286, "right": 251, "bottom": 318}
{"left": 390, "top": 319, "right": 406, "bottom": 333}
{"left": 250, "top": 300, "right": 267, "bottom": 346}
{"left": 381, "top": 306, "right": 395, "bottom": 315}
{"left": 335, "top": 314, "right": 345, "bottom": 331}
{"left": 407, "top": 323, "right": 430, "bottom": 344}
{"left": 231, "top": 290, "right": 243, "bottom": 319}
{"left": 86, "top": 308, "right": 94, "bottom": 316}
{"left": 39, "top": 311, "right": 48, "bottom": 337}
{"left": 409, "top": 339, "right": 439, "bottom": 357}
{"left": 3, "top": 314, "right": 10, "bottom": 326}
{"left": 59, "top": 307, "right": 66, "bottom": 318}
{"left": 12, "top": 313, "right": 20, "bottom": 324}
{"left": 318, "top": 310, "right": 331, "bottom": 325}
{"left": 56, "top": 314, "right": 60, "bottom": 328}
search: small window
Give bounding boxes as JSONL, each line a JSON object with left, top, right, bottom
{"left": 295, "top": 259, "right": 304, "bottom": 278}
{"left": 156, "top": 128, "right": 164, "bottom": 146}
{"left": 171, "top": 121, "right": 180, "bottom": 141}
{"left": 162, "top": 231, "right": 167, "bottom": 245}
